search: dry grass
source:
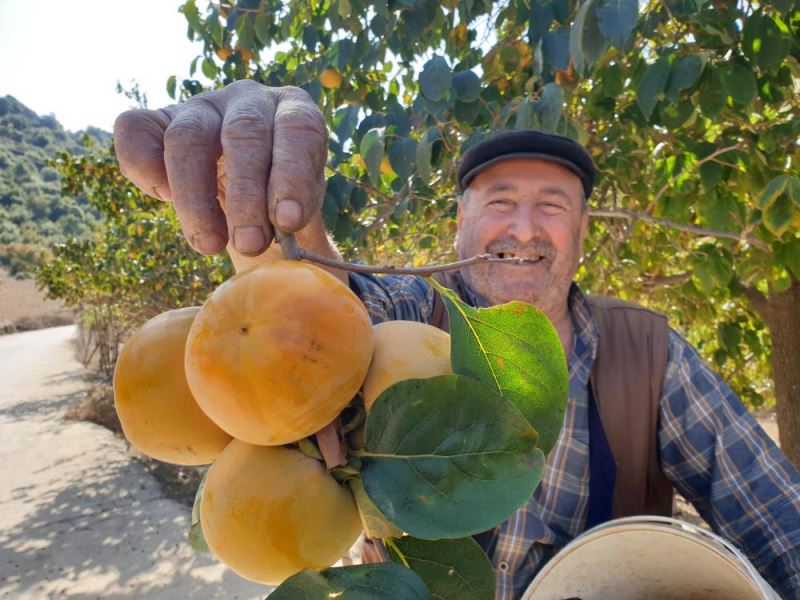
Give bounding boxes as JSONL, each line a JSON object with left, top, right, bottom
{"left": 65, "top": 381, "right": 204, "bottom": 507}
{"left": 0, "top": 268, "right": 75, "bottom": 334}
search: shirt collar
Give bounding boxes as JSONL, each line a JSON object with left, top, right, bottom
{"left": 567, "top": 282, "right": 599, "bottom": 364}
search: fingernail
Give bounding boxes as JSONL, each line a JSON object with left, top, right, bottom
{"left": 275, "top": 200, "right": 303, "bottom": 231}
{"left": 192, "top": 232, "right": 225, "bottom": 254}
{"left": 233, "top": 225, "right": 267, "bottom": 255}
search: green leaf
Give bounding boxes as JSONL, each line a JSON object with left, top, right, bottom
{"left": 514, "top": 99, "right": 536, "bottom": 130}
{"left": 166, "top": 75, "right": 177, "bottom": 100}
{"left": 787, "top": 176, "right": 800, "bottom": 209}
{"left": 388, "top": 138, "right": 417, "bottom": 181}
{"left": 698, "top": 192, "right": 740, "bottom": 232}
{"left": 758, "top": 175, "right": 788, "bottom": 209}
{"left": 452, "top": 70, "right": 482, "bottom": 102}
{"left": 362, "top": 375, "right": 543, "bottom": 539}
{"left": 698, "top": 66, "right": 725, "bottom": 116}
{"left": 415, "top": 133, "right": 434, "bottom": 182}
{"left": 188, "top": 470, "right": 209, "bottom": 552}
{"left": 542, "top": 28, "right": 570, "bottom": 70}
{"left": 718, "top": 322, "right": 741, "bottom": 353}
{"left": 597, "top": 0, "right": 638, "bottom": 50}
{"left": 270, "top": 564, "right": 429, "bottom": 600}
{"left": 636, "top": 57, "right": 670, "bottom": 119}
{"left": 700, "top": 161, "right": 723, "bottom": 190}
{"left": 333, "top": 105, "right": 361, "bottom": 144}
{"left": 691, "top": 246, "right": 734, "bottom": 295}
{"left": 742, "top": 13, "right": 791, "bottom": 71}
{"left": 720, "top": 64, "right": 757, "bottom": 107}
{"left": 773, "top": 236, "right": 800, "bottom": 280}
{"left": 201, "top": 58, "right": 217, "bottom": 79}
{"left": 349, "top": 478, "right": 404, "bottom": 539}
{"left": 665, "top": 55, "right": 702, "bottom": 101}
{"left": 658, "top": 99, "right": 694, "bottom": 129}
{"left": 302, "top": 25, "right": 319, "bottom": 52}
{"left": 360, "top": 128, "right": 385, "bottom": 186}
{"left": 537, "top": 82, "right": 564, "bottom": 133}
{"left": 430, "top": 280, "right": 568, "bottom": 454}
{"left": 420, "top": 56, "right": 453, "bottom": 102}
{"left": 388, "top": 537, "right": 495, "bottom": 600}
{"left": 570, "top": 0, "right": 608, "bottom": 76}
{"left": 528, "top": 2, "right": 554, "bottom": 44}
{"left": 763, "top": 194, "right": 795, "bottom": 238}
{"left": 254, "top": 13, "right": 271, "bottom": 46}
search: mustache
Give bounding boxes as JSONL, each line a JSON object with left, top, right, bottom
{"left": 485, "top": 237, "right": 556, "bottom": 261}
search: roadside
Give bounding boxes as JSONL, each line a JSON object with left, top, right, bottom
{"left": 0, "top": 325, "right": 268, "bottom": 599}
{"left": 0, "top": 268, "right": 74, "bottom": 334}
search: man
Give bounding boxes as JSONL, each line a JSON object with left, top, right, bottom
{"left": 114, "top": 81, "right": 800, "bottom": 598}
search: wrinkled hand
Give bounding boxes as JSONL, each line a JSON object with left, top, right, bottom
{"left": 114, "top": 80, "right": 328, "bottom": 257}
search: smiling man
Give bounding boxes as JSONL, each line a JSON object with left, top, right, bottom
{"left": 114, "top": 83, "right": 800, "bottom": 599}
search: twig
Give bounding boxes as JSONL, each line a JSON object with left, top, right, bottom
{"left": 588, "top": 208, "right": 769, "bottom": 251}
{"left": 274, "top": 230, "right": 537, "bottom": 274}
{"left": 640, "top": 272, "right": 691, "bottom": 290}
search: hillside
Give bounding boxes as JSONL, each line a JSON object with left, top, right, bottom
{"left": 0, "top": 95, "right": 111, "bottom": 275}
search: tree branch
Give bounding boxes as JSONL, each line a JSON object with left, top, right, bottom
{"left": 741, "top": 285, "right": 770, "bottom": 322}
{"left": 588, "top": 208, "right": 770, "bottom": 251}
{"left": 276, "top": 230, "right": 537, "bottom": 275}
{"left": 640, "top": 272, "right": 691, "bottom": 290}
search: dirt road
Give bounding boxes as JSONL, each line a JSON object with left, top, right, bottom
{"left": 0, "top": 326, "right": 268, "bottom": 599}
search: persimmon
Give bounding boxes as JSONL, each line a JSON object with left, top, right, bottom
{"left": 113, "top": 307, "right": 232, "bottom": 465}
{"left": 201, "top": 441, "right": 362, "bottom": 584}
{"left": 319, "top": 67, "right": 343, "bottom": 89}
{"left": 185, "top": 260, "right": 374, "bottom": 446}
{"left": 363, "top": 320, "right": 451, "bottom": 411}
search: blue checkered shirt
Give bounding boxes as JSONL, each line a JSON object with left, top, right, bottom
{"left": 349, "top": 272, "right": 800, "bottom": 600}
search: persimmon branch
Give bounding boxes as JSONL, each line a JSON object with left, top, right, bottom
{"left": 276, "top": 230, "right": 538, "bottom": 275}
{"left": 588, "top": 207, "right": 770, "bottom": 251}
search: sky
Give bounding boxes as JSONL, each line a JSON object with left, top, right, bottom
{"left": 0, "top": 0, "right": 211, "bottom": 132}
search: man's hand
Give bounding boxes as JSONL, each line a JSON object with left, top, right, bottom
{"left": 113, "top": 81, "right": 328, "bottom": 257}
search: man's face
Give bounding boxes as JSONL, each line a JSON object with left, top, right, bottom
{"left": 455, "top": 158, "right": 589, "bottom": 318}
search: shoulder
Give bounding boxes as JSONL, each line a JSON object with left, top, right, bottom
{"left": 347, "top": 272, "right": 435, "bottom": 324}
{"left": 585, "top": 294, "right": 668, "bottom": 323}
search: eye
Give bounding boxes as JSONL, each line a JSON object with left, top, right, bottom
{"left": 487, "top": 198, "right": 514, "bottom": 210}
{"left": 541, "top": 202, "right": 566, "bottom": 214}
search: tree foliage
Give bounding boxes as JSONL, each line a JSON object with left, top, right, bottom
{"left": 37, "top": 148, "right": 233, "bottom": 379}
{"left": 167, "top": 0, "right": 799, "bottom": 462}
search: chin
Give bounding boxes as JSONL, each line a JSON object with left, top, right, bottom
{"left": 485, "top": 282, "right": 546, "bottom": 308}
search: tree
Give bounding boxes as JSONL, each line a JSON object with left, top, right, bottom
{"left": 37, "top": 147, "right": 233, "bottom": 379}
{"left": 162, "top": 0, "right": 798, "bottom": 465}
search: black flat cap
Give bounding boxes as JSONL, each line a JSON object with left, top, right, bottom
{"left": 457, "top": 129, "right": 596, "bottom": 198}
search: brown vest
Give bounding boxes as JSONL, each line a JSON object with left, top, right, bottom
{"left": 428, "top": 288, "right": 674, "bottom": 518}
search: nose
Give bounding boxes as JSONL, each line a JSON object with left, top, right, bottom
{"left": 507, "top": 203, "right": 541, "bottom": 244}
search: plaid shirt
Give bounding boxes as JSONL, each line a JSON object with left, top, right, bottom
{"left": 349, "top": 272, "right": 800, "bottom": 600}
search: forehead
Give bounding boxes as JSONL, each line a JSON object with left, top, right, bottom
{"left": 467, "top": 157, "right": 583, "bottom": 196}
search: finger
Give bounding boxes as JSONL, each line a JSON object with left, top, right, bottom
{"left": 163, "top": 99, "right": 227, "bottom": 255}
{"left": 219, "top": 84, "right": 278, "bottom": 256}
{"left": 268, "top": 87, "right": 328, "bottom": 233}
{"left": 113, "top": 108, "right": 174, "bottom": 202}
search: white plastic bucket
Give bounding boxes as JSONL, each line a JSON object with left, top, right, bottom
{"left": 522, "top": 516, "right": 780, "bottom": 600}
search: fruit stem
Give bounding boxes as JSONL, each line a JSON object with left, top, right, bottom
{"left": 275, "top": 230, "right": 537, "bottom": 275}
{"left": 384, "top": 537, "right": 410, "bottom": 569}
